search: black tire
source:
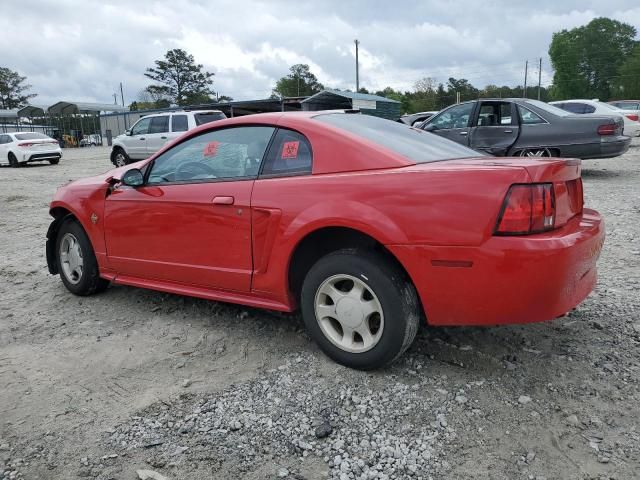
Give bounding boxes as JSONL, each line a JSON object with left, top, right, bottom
{"left": 300, "top": 249, "right": 421, "bottom": 370}
{"left": 55, "top": 218, "right": 109, "bottom": 296}
{"left": 49, "top": 158, "right": 60, "bottom": 165}
{"left": 8, "top": 153, "right": 19, "bottom": 168}
{"left": 111, "top": 148, "right": 130, "bottom": 167}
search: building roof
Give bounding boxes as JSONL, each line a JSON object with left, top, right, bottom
{"left": 301, "top": 89, "right": 401, "bottom": 104}
{"left": 48, "top": 101, "right": 129, "bottom": 115}
{"left": 18, "top": 104, "right": 48, "bottom": 117}
{"left": 0, "top": 109, "right": 19, "bottom": 119}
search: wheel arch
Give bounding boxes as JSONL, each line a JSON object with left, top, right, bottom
{"left": 46, "top": 205, "right": 88, "bottom": 274}
{"left": 286, "top": 226, "right": 420, "bottom": 311}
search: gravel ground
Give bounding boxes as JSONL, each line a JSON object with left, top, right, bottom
{"left": 0, "top": 143, "right": 639, "bottom": 480}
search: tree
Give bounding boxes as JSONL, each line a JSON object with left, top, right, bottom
{"left": 145, "top": 49, "right": 215, "bottom": 106}
{"left": 614, "top": 44, "right": 640, "bottom": 99}
{"left": 0, "top": 67, "right": 36, "bottom": 109}
{"left": 410, "top": 77, "right": 439, "bottom": 112}
{"left": 549, "top": 17, "right": 636, "bottom": 100}
{"left": 272, "top": 64, "right": 324, "bottom": 97}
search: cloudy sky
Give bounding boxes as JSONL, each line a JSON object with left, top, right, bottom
{"left": 2, "top": 0, "right": 639, "bottom": 106}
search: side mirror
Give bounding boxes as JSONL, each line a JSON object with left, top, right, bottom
{"left": 125, "top": 129, "right": 132, "bottom": 136}
{"left": 423, "top": 123, "right": 437, "bottom": 132}
{"left": 121, "top": 168, "right": 144, "bottom": 187}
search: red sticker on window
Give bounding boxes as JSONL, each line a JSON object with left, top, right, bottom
{"left": 204, "top": 141, "right": 220, "bottom": 157}
{"left": 281, "top": 141, "right": 300, "bottom": 159}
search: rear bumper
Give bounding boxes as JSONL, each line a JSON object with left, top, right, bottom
{"left": 577, "top": 137, "right": 630, "bottom": 159}
{"left": 388, "top": 209, "right": 604, "bottom": 326}
{"left": 20, "top": 151, "right": 62, "bottom": 163}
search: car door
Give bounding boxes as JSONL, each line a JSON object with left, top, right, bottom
{"left": 468, "top": 101, "right": 519, "bottom": 155}
{"left": 125, "top": 117, "right": 152, "bottom": 159}
{"left": 144, "top": 115, "right": 170, "bottom": 156}
{"left": 104, "top": 125, "right": 276, "bottom": 292}
{"left": 422, "top": 102, "right": 475, "bottom": 146}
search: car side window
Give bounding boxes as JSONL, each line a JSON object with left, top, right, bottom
{"left": 149, "top": 116, "right": 169, "bottom": 134}
{"left": 260, "top": 129, "right": 313, "bottom": 177}
{"left": 131, "top": 117, "right": 151, "bottom": 136}
{"left": 0, "top": 135, "right": 9, "bottom": 144}
{"left": 172, "top": 114, "right": 188, "bottom": 133}
{"left": 475, "top": 102, "right": 513, "bottom": 126}
{"left": 147, "top": 126, "right": 275, "bottom": 184}
{"left": 583, "top": 104, "right": 596, "bottom": 114}
{"left": 429, "top": 103, "right": 474, "bottom": 130}
{"left": 518, "top": 106, "right": 546, "bottom": 125}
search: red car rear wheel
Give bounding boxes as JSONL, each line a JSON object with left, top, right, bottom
{"left": 300, "top": 249, "right": 420, "bottom": 370}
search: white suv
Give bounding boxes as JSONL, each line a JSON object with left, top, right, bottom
{"left": 110, "top": 110, "right": 226, "bottom": 166}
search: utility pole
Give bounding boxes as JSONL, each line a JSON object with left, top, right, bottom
{"left": 120, "top": 83, "right": 125, "bottom": 106}
{"left": 523, "top": 60, "right": 528, "bottom": 98}
{"left": 113, "top": 93, "right": 117, "bottom": 105}
{"left": 354, "top": 39, "right": 360, "bottom": 92}
{"left": 537, "top": 58, "right": 542, "bottom": 100}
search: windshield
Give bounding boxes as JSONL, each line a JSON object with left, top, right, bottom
{"left": 523, "top": 99, "right": 573, "bottom": 117}
{"left": 314, "top": 113, "right": 482, "bottom": 163}
{"left": 14, "top": 133, "right": 50, "bottom": 140}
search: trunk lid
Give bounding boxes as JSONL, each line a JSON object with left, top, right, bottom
{"left": 423, "top": 156, "right": 584, "bottom": 228}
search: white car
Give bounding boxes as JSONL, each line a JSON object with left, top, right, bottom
{"left": 110, "top": 109, "right": 226, "bottom": 166}
{"left": 550, "top": 99, "right": 640, "bottom": 137}
{"left": 0, "top": 132, "right": 62, "bottom": 167}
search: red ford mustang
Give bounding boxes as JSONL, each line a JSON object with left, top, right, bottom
{"left": 46, "top": 111, "right": 605, "bottom": 369}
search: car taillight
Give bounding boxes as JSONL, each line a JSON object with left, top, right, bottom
{"left": 597, "top": 124, "right": 616, "bottom": 135}
{"left": 566, "top": 178, "right": 584, "bottom": 214}
{"left": 495, "top": 184, "right": 555, "bottom": 235}
{"left": 18, "top": 142, "right": 35, "bottom": 147}
{"left": 626, "top": 114, "right": 639, "bottom": 122}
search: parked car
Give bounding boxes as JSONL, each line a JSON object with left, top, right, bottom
{"left": 398, "top": 111, "right": 438, "bottom": 127}
{"left": 609, "top": 100, "right": 640, "bottom": 111}
{"left": 110, "top": 109, "right": 226, "bottom": 167}
{"left": 0, "top": 132, "right": 62, "bottom": 167}
{"left": 80, "top": 134, "right": 102, "bottom": 147}
{"left": 419, "top": 98, "right": 630, "bottom": 159}
{"left": 47, "top": 111, "right": 604, "bottom": 369}
{"left": 550, "top": 99, "right": 640, "bottom": 137}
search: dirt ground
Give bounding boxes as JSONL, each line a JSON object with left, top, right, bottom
{"left": 1, "top": 143, "right": 639, "bottom": 480}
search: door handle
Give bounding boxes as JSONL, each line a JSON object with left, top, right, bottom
{"left": 459, "top": 131, "right": 468, "bottom": 135}
{"left": 161, "top": 136, "right": 167, "bottom": 139}
{"left": 212, "top": 196, "right": 235, "bottom": 205}
{"left": 139, "top": 137, "right": 145, "bottom": 140}
{"left": 504, "top": 129, "right": 513, "bottom": 133}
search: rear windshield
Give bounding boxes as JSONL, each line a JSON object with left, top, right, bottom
{"left": 14, "top": 133, "right": 50, "bottom": 140}
{"left": 523, "top": 99, "right": 573, "bottom": 117}
{"left": 313, "top": 113, "right": 481, "bottom": 163}
{"left": 194, "top": 112, "right": 226, "bottom": 126}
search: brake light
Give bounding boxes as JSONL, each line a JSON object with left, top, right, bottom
{"left": 566, "top": 178, "right": 584, "bottom": 214}
{"left": 626, "top": 114, "right": 639, "bottom": 122}
{"left": 597, "top": 124, "right": 616, "bottom": 135}
{"left": 18, "top": 142, "right": 35, "bottom": 147}
{"left": 495, "top": 184, "right": 555, "bottom": 235}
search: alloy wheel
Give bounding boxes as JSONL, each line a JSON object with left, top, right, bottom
{"left": 59, "top": 233, "right": 84, "bottom": 285}
{"left": 314, "top": 274, "right": 384, "bottom": 353}
{"left": 114, "top": 152, "right": 127, "bottom": 167}
{"left": 518, "top": 148, "right": 552, "bottom": 157}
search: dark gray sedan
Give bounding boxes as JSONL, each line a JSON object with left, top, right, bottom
{"left": 419, "top": 98, "right": 630, "bottom": 159}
